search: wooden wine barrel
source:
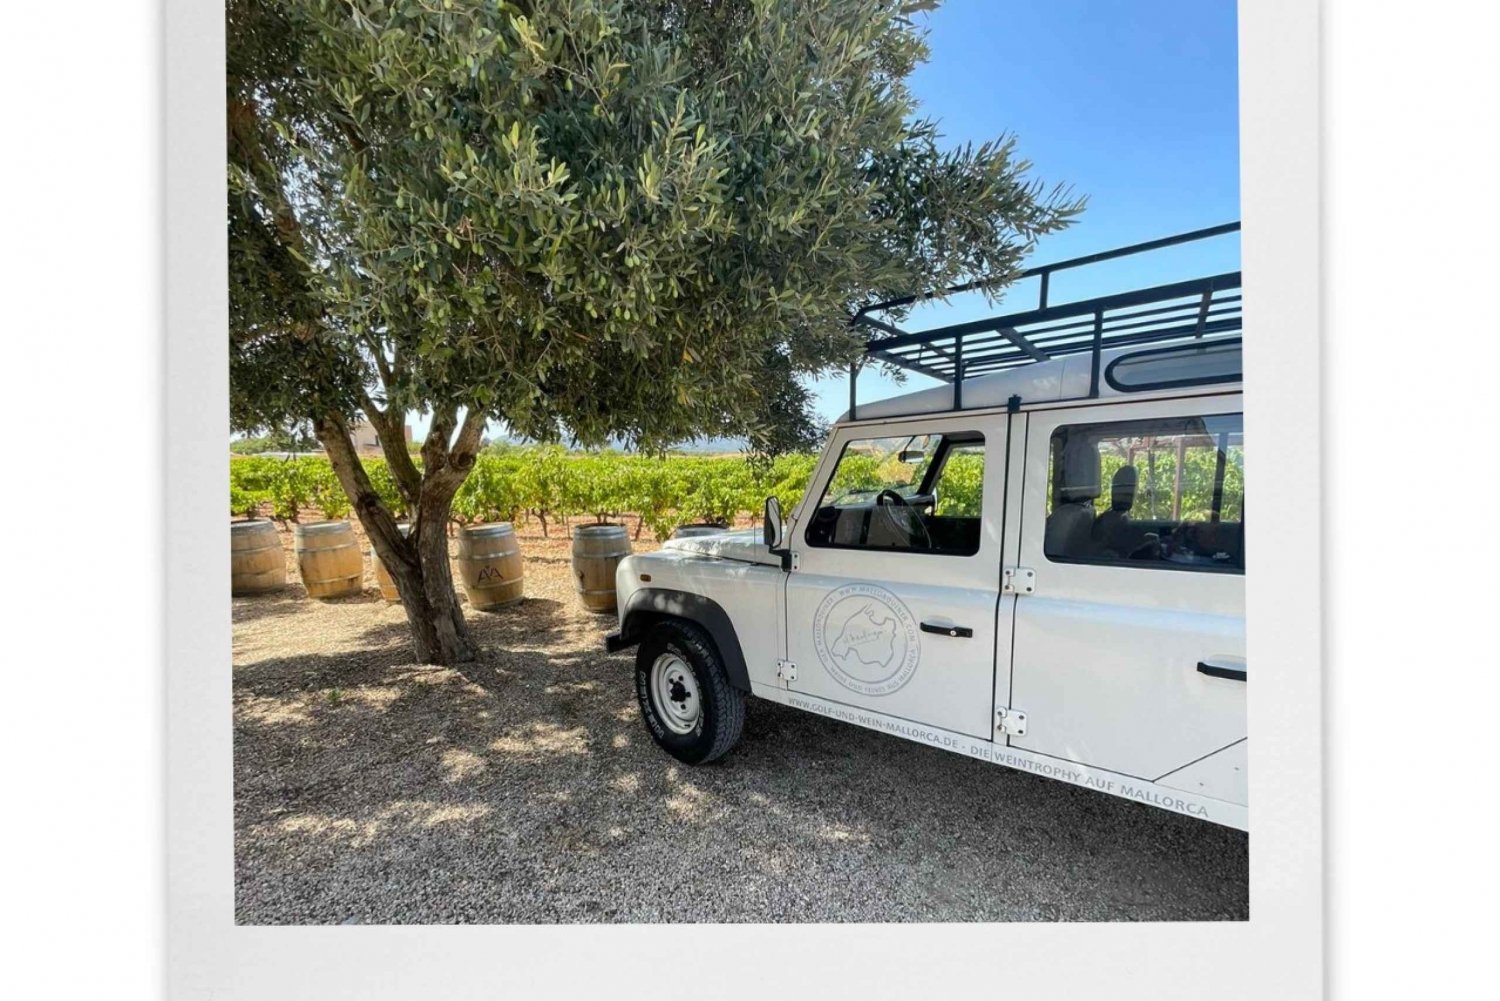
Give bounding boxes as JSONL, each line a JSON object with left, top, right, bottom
{"left": 669, "top": 523, "right": 728, "bottom": 540}
{"left": 457, "top": 523, "right": 524, "bottom": 610}
{"left": 571, "top": 524, "right": 632, "bottom": 612}
{"left": 230, "top": 519, "right": 286, "bottom": 595}
{"left": 371, "top": 523, "right": 412, "bottom": 603}
{"left": 293, "top": 521, "right": 364, "bottom": 600}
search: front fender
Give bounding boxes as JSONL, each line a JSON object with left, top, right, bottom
{"left": 606, "top": 587, "right": 751, "bottom": 692}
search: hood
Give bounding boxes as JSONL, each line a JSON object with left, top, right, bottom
{"left": 660, "top": 527, "right": 780, "bottom": 566}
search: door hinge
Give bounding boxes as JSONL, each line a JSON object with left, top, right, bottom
{"left": 995, "top": 706, "right": 1028, "bottom": 737}
{"left": 776, "top": 659, "right": 797, "bottom": 683}
{"left": 1002, "top": 566, "right": 1036, "bottom": 595}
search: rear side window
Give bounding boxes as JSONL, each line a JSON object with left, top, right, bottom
{"left": 805, "top": 432, "right": 985, "bottom": 555}
{"left": 1044, "top": 413, "right": 1244, "bottom": 572}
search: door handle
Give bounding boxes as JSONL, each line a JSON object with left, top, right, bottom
{"left": 921, "top": 621, "right": 972, "bottom": 638}
{"left": 1197, "top": 659, "right": 1246, "bottom": 682}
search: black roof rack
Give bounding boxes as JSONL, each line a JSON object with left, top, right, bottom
{"left": 846, "top": 222, "right": 1241, "bottom": 418}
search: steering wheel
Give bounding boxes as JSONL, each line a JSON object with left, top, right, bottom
{"left": 1128, "top": 524, "right": 1194, "bottom": 561}
{"left": 875, "top": 489, "right": 933, "bottom": 549}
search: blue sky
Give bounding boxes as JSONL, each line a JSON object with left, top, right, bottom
{"left": 807, "top": 0, "right": 1241, "bottom": 422}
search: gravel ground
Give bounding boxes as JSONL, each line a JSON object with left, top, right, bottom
{"left": 234, "top": 520, "right": 1249, "bottom": 924}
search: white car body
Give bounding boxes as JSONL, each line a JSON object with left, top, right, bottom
{"left": 611, "top": 338, "right": 1248, "bottom": 830}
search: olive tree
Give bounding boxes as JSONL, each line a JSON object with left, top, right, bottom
{"left": 228, "top": 0, "right": 1082, "bottom": 664}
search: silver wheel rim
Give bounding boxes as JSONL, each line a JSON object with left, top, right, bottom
{"left": 649, "top": 652, "right": 702, "bottom": 735}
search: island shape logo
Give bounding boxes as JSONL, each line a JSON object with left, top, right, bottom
{"left": 812, "top": 583, "right": 921, "bottom": 696}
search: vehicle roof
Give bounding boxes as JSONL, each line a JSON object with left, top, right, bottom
{"left": 836, "top": 335, "right": 1241, "bottom": 423}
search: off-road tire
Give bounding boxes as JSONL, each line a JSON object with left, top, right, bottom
{"left": 635, "top": 619, "right": 745, "bottom": 765}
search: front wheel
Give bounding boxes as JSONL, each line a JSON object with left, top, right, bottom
{"left": 635, "top": 619, "right": 745, "bottom": 765}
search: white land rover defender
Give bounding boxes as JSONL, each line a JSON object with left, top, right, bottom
{"left": 605, "top": 224, "right": 1249, "bottom": 830}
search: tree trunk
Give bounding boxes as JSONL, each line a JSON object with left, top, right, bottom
{"left": 382, "top": 499, "right": 474, "bottom": 665}
{"left": 314, "top": 411, "right": 481, "bottom": 666}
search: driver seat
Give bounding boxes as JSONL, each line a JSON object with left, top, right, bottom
{"left": 1044, "top": 438, "right": 1101, "bottom": 559}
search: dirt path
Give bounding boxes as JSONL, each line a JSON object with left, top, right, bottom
{"left": 233, "top": 526, "right": 1248, "bottom": 924}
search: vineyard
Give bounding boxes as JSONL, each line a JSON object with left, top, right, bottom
{"left": 230, "top": 447, "right": 820, "bottom": 541}
{"left": 230, "top": 440, "right": 1242, "bottom": 540}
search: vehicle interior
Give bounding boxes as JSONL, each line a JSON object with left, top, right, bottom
{"left": 804, "top": 433, "right": 984, "bottom": 556}
{"left": 1045, "top": 416, "right": 1245, "bottom": 572}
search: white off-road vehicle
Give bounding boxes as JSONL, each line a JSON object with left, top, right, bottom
{"left": 606, "top": 225, "right": 1249, "bottom": 829}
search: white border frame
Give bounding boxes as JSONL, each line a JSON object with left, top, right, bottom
{"left": 167, "top": 1, "right": 1321, "bottom": 997}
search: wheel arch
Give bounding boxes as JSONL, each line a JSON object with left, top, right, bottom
{"left": 610, "top": 588, "right": 751, "bottom": 692}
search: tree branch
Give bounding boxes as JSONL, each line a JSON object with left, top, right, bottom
{"left": 422, "top": 404, "right": 458, "bottom": 474}
{"left": 360, "top": 388, "right": 422, "bottom": 508}
{"left": 365, "top": 336, "right": 396, "bottom": 390}
{"left": 313, "top": 411, "right": 416, "bottom": 572}
{"left": 424, "top": 407, "right": 488, "bottom": 495}
{"left": 452, "top": 407, "right": 488, "bottom": 461}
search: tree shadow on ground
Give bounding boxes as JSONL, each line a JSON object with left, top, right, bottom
{"left": 349, "top": 597, "right": 572, "bottom": 654}
{"left": 234, "top": 611, "right": 1250, "bottom": 925}
{"left": 232, "top": 590, "right": 314, "bottom": 624}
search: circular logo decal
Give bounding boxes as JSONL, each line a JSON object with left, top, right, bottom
{"left": 812, "top": 584, "right": 921, "bottom": 696}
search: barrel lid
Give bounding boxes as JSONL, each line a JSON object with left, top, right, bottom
{"left": 231, "top": 519, "right": 273, "bottom": 532}
{"left": 294, "top": 520, "right": 353, "bottom": 535}
{"left": 574, "top": 524, "right": 627, "bottom": 537}
{"left": 465, "top": 522, "right": 514, "bottom": 538}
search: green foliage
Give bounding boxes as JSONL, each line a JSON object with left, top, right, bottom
{"left": 230, "top": 437, "right": 269, "bottom": 455}
{"left": 227, "top": 0, "right": 1082, "bottom": 452}
{"left": 817, "top": 439, "right": 984, "bottom": 516}
{"left": 231, "top": 454, "right": 409, "bottom": 521}
{"left": 765, "top": 453, "right": 820, "bottom": 516}
{"left": 227, "top": 0, "right": 1081, "bottom": 659}
{"left": 232, "top": 447, "right": 818, "bottom": 537}
{"left": 366, "top": 458, "right": 413, "bottom": 519}
{"left": 1098, "top": 447, "right": 1245, "bottom": 522}
{"left": 229, "top": 424, "right": 319, "bottom": 453}
{"left": 306, "top": 460, "right": 351, "bottom": 519}
{"left": 934, "top": 451, "right": 983, "bottom": 517}
{"left": 231, "top": 442, "right": 1234, "bottom": 534}
{"left": 229, "top": 484, "right": 263, "bottom": 520}
{"left": 824, "top": 452, "right": 886, "bottom": 500}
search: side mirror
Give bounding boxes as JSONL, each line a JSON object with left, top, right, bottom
{"left": 763, "top": 496, "right": 785, "bottom": 550}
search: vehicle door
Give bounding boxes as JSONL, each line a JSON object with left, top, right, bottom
{"left": 1005, "top": 394, "right": 1247, "bottom": 788}
{"left": 783, "top": 415, "right": 1006, "bottom": 739}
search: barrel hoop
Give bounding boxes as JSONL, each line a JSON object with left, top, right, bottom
{"left": 465, "top": 525, "right": 515, "bottom": 537}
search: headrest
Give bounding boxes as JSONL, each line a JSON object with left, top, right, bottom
{"left": 1110, "top": 465, "right": 1138, "bottom": 512}
{"left": 1056, "top": 438, "right": 1101, "bottom": 504}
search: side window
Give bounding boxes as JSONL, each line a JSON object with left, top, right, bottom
{"left": 805, "top": 432, "right": 985, "bottom": 555}
{"left": 1044, "top": 413, "right": 1244, "bottom": 572}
